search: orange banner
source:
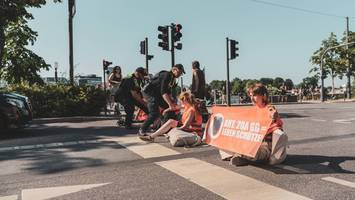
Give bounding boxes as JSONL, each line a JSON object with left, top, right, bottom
{"left": 204, "top": 106, "right": 273, "bottom": 158}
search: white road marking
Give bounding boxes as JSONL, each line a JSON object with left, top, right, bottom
{"left": 310, "top": 119, "right": 326, "bottom": 122}
{"left": 274, "top": 164, "right": 310, "bottom": 174}
{"left": 102, "top": 136, "right": 180, "bottom": 158}
{"left": 333, "top": 118, "right": 355, "bottom": 124}
{"left": 156, "top": 158, "right": 312, "bottom": 200}
{"left": 322, "top": 177, "right": 355, "bottom": 189}
{"left": 0, "top": 140, "right": 100, "bottom": 152}
{"left": 0, "top": 136, "right": 180, "bottom": 159}
{"left": 21, "top": 183, "right": 110, "bottom": 200}
{"left": 0, "top": 195, "right": 18, "bottom": 200}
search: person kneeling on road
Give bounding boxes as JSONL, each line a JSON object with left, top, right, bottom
{"left": 114, "top": 67, "right": 149, "bottom": 129}
{"left": 139, "top": 64, "right": 185, "bottom": 136}
{"left": 139, "top": 91, "right": 203, "bottom": 144}
{"left": 220, "top": 83, "right": 288, "bottom": 166}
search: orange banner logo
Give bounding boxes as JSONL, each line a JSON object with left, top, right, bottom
{"left": 204, "top": 106, "right": 273, "bottom": 158}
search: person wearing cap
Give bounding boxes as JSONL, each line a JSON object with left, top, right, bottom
{"left": 115, "top": 67, "right": 149, "bottom": 129}
{"left": 139, "top": 64, "right": 185, "bottom": 135}
{"left": 191, "top": 60, "right": 206, "bottom": 99}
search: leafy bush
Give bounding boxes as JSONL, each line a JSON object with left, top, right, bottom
{"left": 4, "top": 83, "right": 106, "bottom": 118}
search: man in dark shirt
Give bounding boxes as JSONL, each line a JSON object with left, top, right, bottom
{"left": 191, "top": 60, "right": 206, "bottom": 99}
{"left": 115, "top": 67, "right": 149, "bottom": 129}
{"left": 139, "top": 64, "right": 185, "bottom": 135}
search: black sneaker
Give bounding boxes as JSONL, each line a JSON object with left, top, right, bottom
{"left": 139, "top": 135, "right": 154, "bottom": 142}
{"left": 230, "top": 156, "right": 249, "bottom": 166}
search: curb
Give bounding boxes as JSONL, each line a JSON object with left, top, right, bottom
{"left": 32, "top": 116, "right": 117, "bottom": 124}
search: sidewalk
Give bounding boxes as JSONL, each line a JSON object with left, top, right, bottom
{"left": 32, "top": 116, "right": 117, "bottom": 124}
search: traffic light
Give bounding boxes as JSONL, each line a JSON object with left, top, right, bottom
{"left": 158, "top": 25, "right": 169, "bottom": 51}
{"left": 172, "top": 24, "right": 182, "bottom": 42}
{"left": 140, "top": 40, "right": 146, "bottom": 55}
{"left": 103, "top": 59, "right": 112, "bottom": 70}
{"left": 230, "top": 40, "right": 239, "bottom": 60}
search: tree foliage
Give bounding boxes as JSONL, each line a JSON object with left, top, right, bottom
{"left": 0, "top": 0, "right": 61, "bottom": 84}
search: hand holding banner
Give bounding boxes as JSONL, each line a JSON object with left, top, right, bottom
{"left": 204, "top": 106, "right": 273, "bottom": 158}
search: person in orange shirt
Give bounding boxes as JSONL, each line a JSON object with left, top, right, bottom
{"left": 139, "top": 91, "right": 203, "bottom": 142}
{"left": 220, "top": 83, "right": 288, "bottom": 166}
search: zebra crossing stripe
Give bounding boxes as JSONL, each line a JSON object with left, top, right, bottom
{"left": 322, "top": 177, "right": 355, "bottom": 189}
{"left": 102, "top": 136, "right": 181, "bottom": 158}
{"left": 156, "top": 158, "right": 312, "bottom": 200}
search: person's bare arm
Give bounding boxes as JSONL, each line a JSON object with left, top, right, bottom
{"left": 108, "top": 74, "right": 119, "bottom": 84}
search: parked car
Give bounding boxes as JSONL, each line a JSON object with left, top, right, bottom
{"left": 0, "top": 92, "right": 33, "bottom": 129}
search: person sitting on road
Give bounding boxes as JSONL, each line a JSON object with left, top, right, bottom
{"left": 219, "top": 83, "right": 288, "bottom": 166}
{"left": 139, "top": 91, "right": 203, "bottom": 142}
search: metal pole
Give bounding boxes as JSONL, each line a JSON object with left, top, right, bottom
{"left": 320, "top": 54, "right": 324, "bottom": 102}
{"left": 103, "top": 65, "right": 107, "bottom": 116}
{"left": 68, "top": 0, "right": 74, "bottom": 85}
{"left": 54, "top": 62, "right": 58, "bottom": 83}
{"left": 145, "top": 37, "right": 149, "bottom": 74}
{"left": 226, "top": 37, "right": 231, "bottom": 106}
{"left": 346, "top": 17, "right": 351, "bottom": 99}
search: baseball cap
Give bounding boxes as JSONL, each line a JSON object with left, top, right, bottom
{"left": 135, "top": 67, "right": 148, "bottom": 76}
{"left": 173, "top": 64, "right": 185, "bottom": 74}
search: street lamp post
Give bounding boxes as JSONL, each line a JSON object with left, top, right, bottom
{"left": 320, "top": 41, "right": 355, "bottom": 102}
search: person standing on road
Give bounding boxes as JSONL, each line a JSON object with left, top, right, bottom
{"left": 115, "top": 67, "right": 149, "bottom": 129}
{"left": 191, "top": 61, "right": 206, "bottom": 99}
{"left": 139, "top": 64, "right": 185, "bottom": 136}
{"left": 108, "top": 66, "right": 122, "bottom": 95}
{"left": 219, "top": 83, "right": 288, "bottom": 166}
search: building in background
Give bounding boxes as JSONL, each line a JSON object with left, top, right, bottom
{"left": 74, "top": 74, "right": 102, "bottom": 86}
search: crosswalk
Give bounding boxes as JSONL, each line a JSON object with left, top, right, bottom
{"left": 0, "top": 135, "right": 354, "bottom": 200}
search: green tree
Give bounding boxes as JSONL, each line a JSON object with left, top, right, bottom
{"left": 231, "top": 77, "right": 244, "bottom": 95}
{"left": 273, "top": 77, "right": 284, "bottom": 88}
{"left": 310, "top": 32, "right": 345, "bottom": 95}
{"left": 284, "top": 78, "right": 294, "bottom": 90}
{"left": 0, "top": 0, "right": 61, "bottom": 84}
{"left": 209, "top": 80, "right": 225, "bottom": 91}
{"left": 259, "top": 78, "right": 273, "bottom": 86}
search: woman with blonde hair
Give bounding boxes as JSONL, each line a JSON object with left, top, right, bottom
{"left": 139, "top": 91, "right": 203, "bottom": 142}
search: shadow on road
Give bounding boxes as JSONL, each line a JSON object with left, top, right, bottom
{"left": 0, "top": 121, "right": 141, "bottom": 175}
{"left": 279, "top": 113, "right": 309, "bottom": 118}
{"left": 263, "top": 154, "right": 355, "bottom": 174}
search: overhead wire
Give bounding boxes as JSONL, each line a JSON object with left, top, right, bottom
{"left": 247, "top": 0, "right": 350, "bottom": 19}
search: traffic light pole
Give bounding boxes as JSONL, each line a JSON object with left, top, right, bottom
{"left": 145, "top": 37, "right": 149, "bottom": 74}
{"left": 68, "top": 0, "right": 74, "bottom": 85}
{"left": 346, "top": 16, "right": 352, "bottom": 99}
{"left": 226, "top": 37, "right": 231, "bottom": 106}
{"left": 103, "top": 64, "right": 107, "bottom": 116}
{"left": 169, "top": 25, "right": 183, "bottom": 92}
{"left": 170, "top": 26, "right": 175, "bottom": 66}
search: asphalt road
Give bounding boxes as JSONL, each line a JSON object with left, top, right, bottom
{"left": 0, "top": 102, "right": 354, "bottom": 200}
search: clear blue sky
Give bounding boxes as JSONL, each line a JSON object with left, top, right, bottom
{"left": 28, "top": 0, "right": 355, "bottom": 86}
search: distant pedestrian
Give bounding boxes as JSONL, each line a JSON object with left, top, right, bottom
{"left": 191, "top": 61, "right": 206, "bottom": 99}
{"left": 108, "top": 66, "right": 122, "bottom": 95}
{"left": 139, "top": 64, "right": 185, "bottom": 136}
